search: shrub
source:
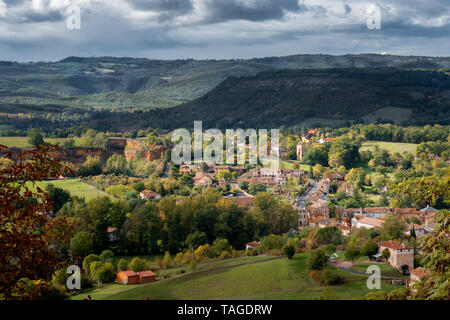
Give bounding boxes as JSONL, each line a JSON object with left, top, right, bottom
{"left": 117, "top": 259, "right": 128, "bottom": 271}
{"left": 321, "top": 270, "right": 342, "bottom": 285}
{"left": 283, "top": 245, "right": 296, "bottom": 259}
{"left": 162, "top": 251, "right": 172, "bottom": 269}
{"left": 52, "top": 268, "right": 70, "bottom": 287}
{"left": 212, "top": 238, "right": 232, "bottom": 256}
{"left": 307, "top": 249, "right": 328, "bottom": 270}
{"left": 219, "top": 251, "right": 232, "bottom": 260}
{"left": 82, "top": 254, "right": 100, "bottom": 276}
{"left": 194, "top": 244, "right": 215, "bottom": 260}
{"left": 99, "top": 250, "right": 114, "bottom": 263}
{"left": 260, "top": 234, "right": 283, "bottom": 252}
{"left": 175, "top": 252, "right": 184, "bottom": 266}
{"left": 267, "top": 249, "right": 283, "bottom": 256}
{"left": 130, "top": 257, "right": 148, "bottom": 272}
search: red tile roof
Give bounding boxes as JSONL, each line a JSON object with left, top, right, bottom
{"left": 358, "top": 216, "right": 385, "bottom": 228}
{"left": 139, "top": 270, "right": 156, "bottom": 277}
{"left": 107, "top": 227, "right": 118, "bottom": 233}
{"left": 120, "top": 270, "right": 139, "bottom": 277}
{"left": 140, "top": 190, "right": 160, "bottom": 197}
{"left": 377, "top": 240, "right": 413, "bottom": 250}
{"left": 410, "top": 267, "right": 430, "bottom": 278}
{"left": 246, "top": 241, "right": 260, "bottom": 247}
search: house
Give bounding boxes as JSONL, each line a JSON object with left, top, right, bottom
{"left": 352, "top": 216, "right": 385, "bottom": 229}
{"left": 115, "top": 270, "right": 156, "bottom": 285}
{"left": 139, "top": 270, "right": 156, "bottom": 284}
{"left": 306, "top": 202, "right": 329, "bottom": 224}
{"left": 377, "top": 240, "right": 414, "bottom": 274}
{"left": 246, "top": 241, "right": 260, "bottom": 250}
{"left": 140, "top": 190, "right": 161, "bottom": 200}
{"left": 106, "top": 227, "right": 119, "bottom": 242}
{"left": 180, "top": 164, "right": 200, "bottom": 175}
{"left": 360, "top": 207, "right": 390, "bottom": 219}
{"left": 115, "top": 271, "right": 140, "bottom": 285}
{"left": 193, "top": 171, "right": 214, "bottom": 187}
{"left": 317, "top": 179, "right": 331, "bottom": 194}
{"left": 406, "top": 224, "right": 433, "bottom": 237}
{"left": 409, "top": 267, "right": 430, "bottom": 291}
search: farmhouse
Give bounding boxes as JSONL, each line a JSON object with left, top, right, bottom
{"left": 193, "top": 171, "right": 214, "bottom": 187}
{"left": 116, "top": 270, "right": 156, "bottom": 285}
{"left": 351, "top": 216, "right": 385, "bottom": 229}
{"left": 116, "top": 271, "right": 140, "bottom": 285}
{"left": 377, "top": 240, "right": 414, "bottom": 275}
{"left": 409, "top": 267, "right": 430, "bottom": 291}
{"left": 140, "top": 190, "right": 161, "bottom": 200}
{"left": 246, "top": 241, "right": 260, "bottom": 250}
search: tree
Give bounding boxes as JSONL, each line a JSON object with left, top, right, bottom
{"left": 106, "top": 154, "right": 128, "bottom": 175}
{"left": 77, "top": 155, "right": 103, "bottom": 177}
{"left": 27, "top": 129, "right": 45, "bottom": 147}
{"left": 380, "top": 213, "right": 406, "bottom": 240}
{"left": 307, "top": 248, "right": 328, "bottom": 270}
{"left": 212, "top": 238, "right": 232, "bottom": 256}
{"left": 117, "top": 259, "right": 128, "bottom": 271}
{"left": 185, "top": 231, "right": 208, "bottom": 251}
{"left": 162, "top": 251, "right": 172, "bottom": 269}
{"left": 315, "top": 227, "right": 342, "bottom": 245}
{"left": 344, "top": 248, "right": 361, "bottom": 266}
{"left": 248, "top": 183, "right": 267, "bottom": 195}
{"left": 361, "top": 242, "right": 379, "bottom": 259}
{"left": 99, "top": 249, "right": 114, "bottom": 263}
{"left": 382, "top": 248, "right": 391, "bottom": 262}
{"left": 70, "top": 231, "right": 93, "bottom": 257}
{"left": 259, "top": 234, "right": 283, "bottom": 252}
{"left": 82, "top": 254, "right": 100, "bottom": 276}
{"left": 412, "top": 210, "right": 449, "bottom": 300}
{"left": 130, "top": 257, "right": 148, "bottom": 272}
{"left": 345, "top": 168, "right": 367, "bottom": 190}
{"left": 0, "top": 145, "right": 72, "bottom": 299}
{"left": 96, "top": 262, "right": 116, "bottom": 284}
{"left": 46, "top": 183, "right": 71, "bottom": 212}
{"left": 283, "top": 245, "right": 295, "bottom": 259}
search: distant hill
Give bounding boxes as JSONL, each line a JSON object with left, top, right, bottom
{"left": 154, "top": 68, "right": 450, "bottom": 129}
{"left": 1, "top": 54, "right": 450, "bottom": 113}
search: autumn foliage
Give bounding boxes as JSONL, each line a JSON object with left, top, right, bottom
{"left": 0, "top": 145, "right": 73, "bottom": 299}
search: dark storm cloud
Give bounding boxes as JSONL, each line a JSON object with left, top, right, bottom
{"left": 21, "top": 10, "right": 64, "bottom": 23}
{"left": 203, "top": 0, "right": 308, "bottom": 23}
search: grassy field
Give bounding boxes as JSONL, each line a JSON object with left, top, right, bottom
{"left": 26, "top": 178, "right": 114, "bottom": 202}
{"left": 71, "top": 254, "right": 401, "bottom": 300}
{"left": 0, "top": 136, "right": 78, "bottom": 148}
{"left": 351, "top": 264, "right": 408, "bottom": 279}
{"left": 361, "top": 141, "right": 418, "bottom": 155}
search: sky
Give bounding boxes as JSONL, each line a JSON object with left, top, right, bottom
{"left": 0, "top": 0, "right": 449, "bottom": 62}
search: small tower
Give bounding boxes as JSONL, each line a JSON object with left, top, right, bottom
{"left": 296, "top": 144, "right": 306, "bottom": 161}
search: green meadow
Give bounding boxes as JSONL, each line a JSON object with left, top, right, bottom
{"left": 361, "top": 141, "right": 418, "bottom": 155}
{"left": 70, "top": 254, "right": 400, "bottom": 300}
{"left": 26, "top": 178, "right": 114, "bottom": 202}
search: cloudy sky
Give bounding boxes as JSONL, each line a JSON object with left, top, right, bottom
{"left": 0, "top": 0, "right": 449, "bottom": 61}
